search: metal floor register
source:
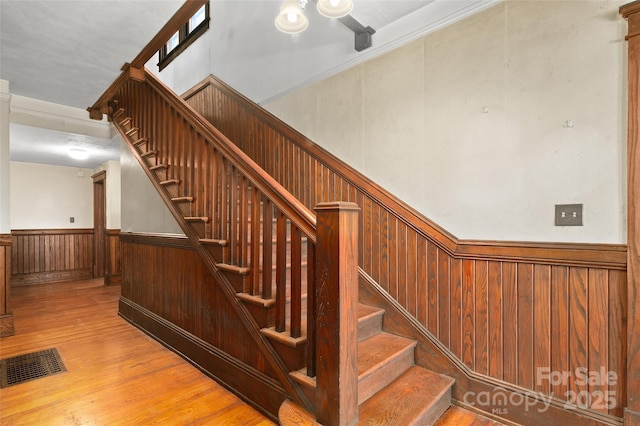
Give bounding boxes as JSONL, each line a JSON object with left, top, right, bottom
{"left": 0, "top": 348, "right": 66, "bottom": 388}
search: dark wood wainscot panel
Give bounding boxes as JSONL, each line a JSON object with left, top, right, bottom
{"left": 11, "top": 229, "right": 94, "bottom": 286}
{"left": 119, "top": 232, "right": 288, "bottom": 421}
{"left": 105, "top": 229, "right": 122, "bottom": 285}
{"left": 184, "top": 76, "right": 629, "bottom": 424}
{"left": 0, "top": 234, "right": 14, "bottom": 336}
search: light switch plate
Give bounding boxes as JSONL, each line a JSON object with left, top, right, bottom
{"left": 555, "top": 204, "right": 583, "bottom": 226}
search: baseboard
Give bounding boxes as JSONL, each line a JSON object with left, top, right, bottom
{"left": 118, "top": 297, "right": 287, "bottom": 422}
{"left": 11, "top": 269, "right": 94, "bottom": 286}
{"left": 0, "top": 313, "right": 15, "bottom": 337}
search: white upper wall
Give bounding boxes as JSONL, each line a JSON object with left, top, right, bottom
{"left": 0, "top": 80, "right": 10, "bottom": 233}
{"left": 120, "top": 140, "right": 183, "bottom": 236}
{"left": 266, "top": 0, "right": 627, "bottom": 244}
{"left": 10, "top": 162, "right": 94, "bottom": 229}
{"left": 147, "top": 0, "right": 498, "bottom": 103}
{"left": 149, "top": 0, "right": 627, "bottom": 244}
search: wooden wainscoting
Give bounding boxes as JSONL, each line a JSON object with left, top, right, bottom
{"left": 0, "top": 234, "right": 14, "bottom": 336}
{"left": 119, "top": 232, "right": 288, "bottom": 421}
{"left": 184, "top": 75, "right": 629, "bottom": 423}
{"left": 11, "top": 229, "right": 94, "bottom": 286}
{"left": 105, "top": 229, "right": 121, "bottom": 285}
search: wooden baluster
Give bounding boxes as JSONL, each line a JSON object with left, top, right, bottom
{"left": 211, "top": 148, "right": 220, "bottom": 238}
{"left": 250, "top": 186, "right": 261, "bottom": 296}
{"left": 290, "top": 224, "right": 302, "bottom": 338}
{"left": 239, "top": 177, "right": 249, "bottom": 267}
{"left": 262, "top": 198, "right": 273, "bottom": 300}
{"left": 275, "top": 211, "right": 287, "bottom": 332}
{"left": 306, "top": 241, "right": 316, "bottom": 377}
{"left": 229, "top": 168, "right": 238, "bottom": 265}
{"left": 314, "top": 202, "right": 360, "bottom": 426}
{"left": 219, "top": 158, "right": 228, "bottom": 243}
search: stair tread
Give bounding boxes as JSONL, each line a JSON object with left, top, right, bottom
{"left": 172, "top": 196, "right": 193, "bottom": 202}
{"left": 359, "top": 366, "right": 454, "bottom": 424}
{"left": 217, "top": 263, "right": 250, "bottom": 275}
{"left": 357, "top": 303, "right": 384, "bottom": 321}
{"left": 200, "top": 238, "right": 228, "bottom": 246}
{"left": 358, "top": 332, "right": 416, "bottom": 378}
{"left": 185, "top": 216, "right": 209, "bottom": 222}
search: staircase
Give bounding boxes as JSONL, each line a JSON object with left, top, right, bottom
{"left": 107, "top": 68, "right": 454, "bottom": 425}
{"left": 284, "top": 303, "right": 454, "bottom": 425}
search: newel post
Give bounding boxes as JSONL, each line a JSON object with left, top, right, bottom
{"left": 314, "top": 202, "right": 360, "bottom": 426}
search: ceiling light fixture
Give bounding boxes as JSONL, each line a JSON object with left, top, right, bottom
{"left": 275, "top": 0, "right": 353, "bottom": 34}
{"left": 275, "top": 0, "right": 309, "bottom": 34}
{"left": 69, "top": 148, "right": 88, "bottom": 160}
{"left": 317, "top": 0, "right": 353, "bottom": 19}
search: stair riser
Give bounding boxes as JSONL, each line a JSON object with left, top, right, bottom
{"left": 358, "top": 312, "right": 383, "bottom": 342}
{"left": 243, "top": 298, "right": 308, "bottom": 329}
{"left": 418, "top": 386, "right": 451, "bottom": 426}
{"left": 358, "top": 345, "right": 415, "bottom": 405}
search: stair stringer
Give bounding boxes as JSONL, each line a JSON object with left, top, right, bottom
{"left": 112, "top": 108, "right": 314, "bottom": 414}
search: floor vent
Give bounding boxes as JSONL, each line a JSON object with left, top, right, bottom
{"left": 0, "top": 348, "right": 66, "bottom": 388}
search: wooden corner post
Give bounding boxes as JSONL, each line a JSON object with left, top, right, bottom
{"left": 314, "top": 202, "right": 360, "bottom": 426}
{"left": 621, "top": 1, "right": 640, "bottom": 424}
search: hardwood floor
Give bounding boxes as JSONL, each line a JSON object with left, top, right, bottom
{"left": 0, "top": 278, "right": 504, "bottom": 425}
{"left": 0, "top": 279, "right": 275, "bottom": 425}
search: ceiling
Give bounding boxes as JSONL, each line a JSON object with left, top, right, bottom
{"left": 0, "top": 0, "right": 494, "bottom": 169}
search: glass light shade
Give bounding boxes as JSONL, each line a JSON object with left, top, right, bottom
{"left": 275, "top": 0, "right": 309, "bottom": 34}
{"left": 317, "top": 0, "right": 353, "bottom": 19}
{"left": 69, "top": 148, "right": 88, "bottom": 160}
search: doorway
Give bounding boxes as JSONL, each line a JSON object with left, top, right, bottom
{"left": 92, "top": 171, "right": 106, "bottom": 279}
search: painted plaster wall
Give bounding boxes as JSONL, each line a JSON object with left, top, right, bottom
{"left": 265, "top": 0, "right": 627, "bottom": 243}
{"left": 120, "top": 140, "right": 183, "bottom": 236}
{"left": 10, "top": 162, "right": 94, "bottom": 229}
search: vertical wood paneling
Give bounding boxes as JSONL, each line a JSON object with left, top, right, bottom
{"left": 588, "top": 268, "right": 609, "bottom": 414}
{"left": 487, "top": 261, "right": 502, "bottom": 380}
{"left": 427, "top": 241, "right": 439, "bottom": 336}
{"left": 462, "top": 259, "right": 475, "bottom": 369}
{"left": 569, "top": 268, "right": 588, "bottom": 395}
{"left": 608, "top": 269, "right": 627, "bottom": 418}
{"left": 517, "top": 264, "right": 534, "bottom": 388}
{"left": 502, "top": 262, "right": 518, "bottom": 384}
{"left": 417, "top": 238, "right": 428, "bottom": 327}
{"left": 437, "top": 250, "right": 450, "bottom": 348}
{"left": 533, "top": 265, "right": 551, "bottom": 394}
{"left": 450, "top": 258, "right": 463, "bottom": 360}
{"left": 406, "top": 229, "right": 418, "bottom": 318}
{"left": 543, "top": 266, "right": 569, "bottom": 398}
{"left": 474, "top": 260, "right": 488, "bottom": 375}
{"left": 11, "top": 230, "right": 95, "bottom": 285}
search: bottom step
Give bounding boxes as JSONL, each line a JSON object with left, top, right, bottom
{"left": 359, "top": 366, "right": 454, "bottom": 425}
{"left": 280, "top": 366, "right": 454, "bottom": 425}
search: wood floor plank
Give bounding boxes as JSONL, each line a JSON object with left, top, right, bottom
{"left": 0, "top": 278, "right": 275, "bottom": 425}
